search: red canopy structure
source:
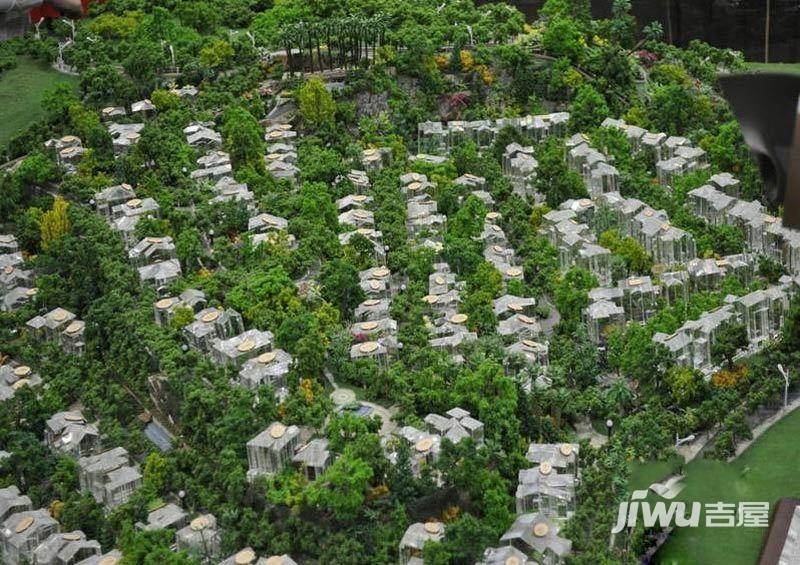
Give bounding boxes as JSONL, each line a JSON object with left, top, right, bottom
{"left": 29, "top": 0, "right": 93, "bottom": 23}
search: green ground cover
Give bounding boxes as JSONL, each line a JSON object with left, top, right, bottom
{"left": 657, "top": 407, "right": 800, "bottom": 564}
{"left": 0, "top": 57, "right": 78, "bottom": 147}
{"left": 744, "top": 62, "right": 800, "bottom": 75}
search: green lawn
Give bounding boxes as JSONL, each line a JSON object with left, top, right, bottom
{"left": 629, "top": 456, "right": 683, "bottom": 492}
{"left": 657, "top": 408, "right": 800, "bottom": 564}
{"left": 0, "top": 57, "right": 79, "bottom": 147}
{"left": 744, "top": 62, "right": 800, "bottom": 75}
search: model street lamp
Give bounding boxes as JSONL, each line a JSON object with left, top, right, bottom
{"left": 778, "top": 363, "right": 790, "bottom": 409}
{"left": 605, "top": 419, "right": 614, "bottom": 439}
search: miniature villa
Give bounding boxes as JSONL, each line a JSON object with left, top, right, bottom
{"left": 246, "top": 422, "right": 301, "bottom": 480}
{"left": 176, "top": 514, "right": 221, "bottom": 563}
{"left": 399, "top": 521, "right": 445, "bottom": 565}
{"left": 77, "top": 447, "right": 142, "bottom": 509}
{"left": 44, "top": 410, "right": 100, "bottom": 458}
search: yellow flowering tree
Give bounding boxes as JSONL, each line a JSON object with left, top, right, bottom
{"left": 40, "top": 196, "right": 70, "bottom": 251}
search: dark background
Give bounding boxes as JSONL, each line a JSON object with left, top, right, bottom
{"left": 481, "top": 0, "right": 800, "bottom": 62}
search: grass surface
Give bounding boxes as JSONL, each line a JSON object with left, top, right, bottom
{"left": 744, "top": 62, "right": 800, "bottom": 75}
{"left": 656, "top": 407, "right": 800, "bottom": 564}
{"left": 0, "top": 57, "right": 78, "bottom": 147}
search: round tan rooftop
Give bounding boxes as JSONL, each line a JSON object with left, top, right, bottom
{"left": 533, "top": 522, "right": 550, "bottom": 538}
{"left": 269, "top": 423, "right": 286, "bottom": 439}
{"left": 505, "top": 557, "right": 520, "bottom": 565}
{"left": 257, "top": 351, "right": 277, "bottom": 364}
{"left": 522, "top": 339, "right": 538, "bottom": 349}
{"left": 99, "top": 557, "right": 119, "bottom": 565}
{"left": 508, "top": 302, "right": 523, "bottom": 312}
{"left": 52, "top": 309, "right": 68, "bottom": 322}
{"left": 363, "top": 299, "right": 380, "bottom": 306}
{"left": 15, "top": 516, "right": 34, "bottom": 533}
{"left": 64, "top": 413, "right": 84, "bottom": 422}
{"left": 359, "top": 341, "right": 379, "bottom": 354}
{"left": 237, "top": 338, "right": 256, "bottom": 353}
{"left": 190, "top": 516, "right": 210, "bottom": 531}
{"left": 264, "top": 557, "right": 285, "bottom": 565}
{"left": 423, "top": 521, "right": 442, "bottom": 534}
{"left": 13, "top": 365, "right": 31, "bottom": 377}
{"left": 373, "top": 267, "right": 390, "bottom": 278}
{"left": 127, "top": 198, "right": 142, "bottom": 208}
{"left": 234, "top": 548, "right": 256, "bottom": 564}
{"left": 506, "top": 267, "right": 523, "bottom": 277}
{"left": 450, "top": 313, "right": 468, "bottom": 325}
{"left": 519, "top": 315, "right": 535, "bottom": 325}
{"left": 360, "top": 321, "right": 378, "bottom": 331}
{"left": 434, "top": 276, "right": 445, "bottom": 285}
{"left": 12, "top": 378, "right": 30, "bottom": 390}
{"left": 155, "top": 298, "right": 173, "bottom": 310}
{"left": 26, "top": 288, "right": 38, "bottom": 296}
{"left": 65, "top": 321, "right": 82, "bottom": 335}
{"left": 415, "top": 437, "right": 434, "bottom": 453}
{"left": 201, "top": 310, "right": 220, "bottom": 323}
{"left": 539, "top": 461, "right": 552, "bottom": 475}
{"left": 423, "top": 294, "right": 438, "bottom": 304}
{"left": 63, "top": 532, "right": 82, "bottom": 541}
{"left": 560, "top": 443, "right": 574, "bottom": 456}
{"left": 368, "top": 280, "right": 381, "bottom": 290}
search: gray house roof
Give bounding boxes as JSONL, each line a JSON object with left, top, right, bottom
{"left": 140, "top": 502, "right": 187, "bottom": 531}
{"left": 45, "top": 410, "right": 99, "bottom": 454}
{"left": 211, "top": 329, "right": 274, "bottom": 363}
{"left": 94, "top": 184, "right": 135, "bottom": 206}
{"left": 74, "top": 549, "right": 122, "bottom": 564}
{"left": 129, "top": 236, "right": 176, "bottom": 263}
{"left": 500, "top": 512, "right": 572, "bottom": 558}
{"left": 248, "top": 422, "right": 300, "bottom": 453}
{"left": 138, "top": 259, "right": 182, "bottom": 285}
{"left": 478, "top": 545, "right": 532, "bottom": 564}
{"left": 1, "top": 509, "right": 58, "bottom": 552}
{"left": 292, "top": 438, "right": 331, "bottom": 469}
{"left": 586, "top": 300, "right": 624, "bottom": 321}
{"left": 34, "top": 531, "right": 100, "bottom": 564}
{"left": 248, "top": 213, "right": 289, "bottom": 233}
{"left": 399, "top": 521, "right": 445, "bottom": 551}
{"left": 238, "top": 349, "right": 293, "bottom": 390}
{"left": 525, "top": 443, "right": 579, "bottom": 470}
{"left": 0, "top": 486, "right": 31, "bottom": 523}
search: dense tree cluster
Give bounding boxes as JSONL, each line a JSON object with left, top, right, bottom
{"left": 0, "top": 0, "right": 796, "bottom": 563}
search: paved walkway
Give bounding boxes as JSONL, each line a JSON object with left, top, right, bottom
{"left": 675, "top": 431, "right": 712, "bottom": 462}
{"left": 728, "top": 396, "right": 800, "bottom": 461}
{"left": 327, "top": 369, "right": 398, "bottom": 438}
{"left": 575, "top": 418, "right": 608, "bottom": 448}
